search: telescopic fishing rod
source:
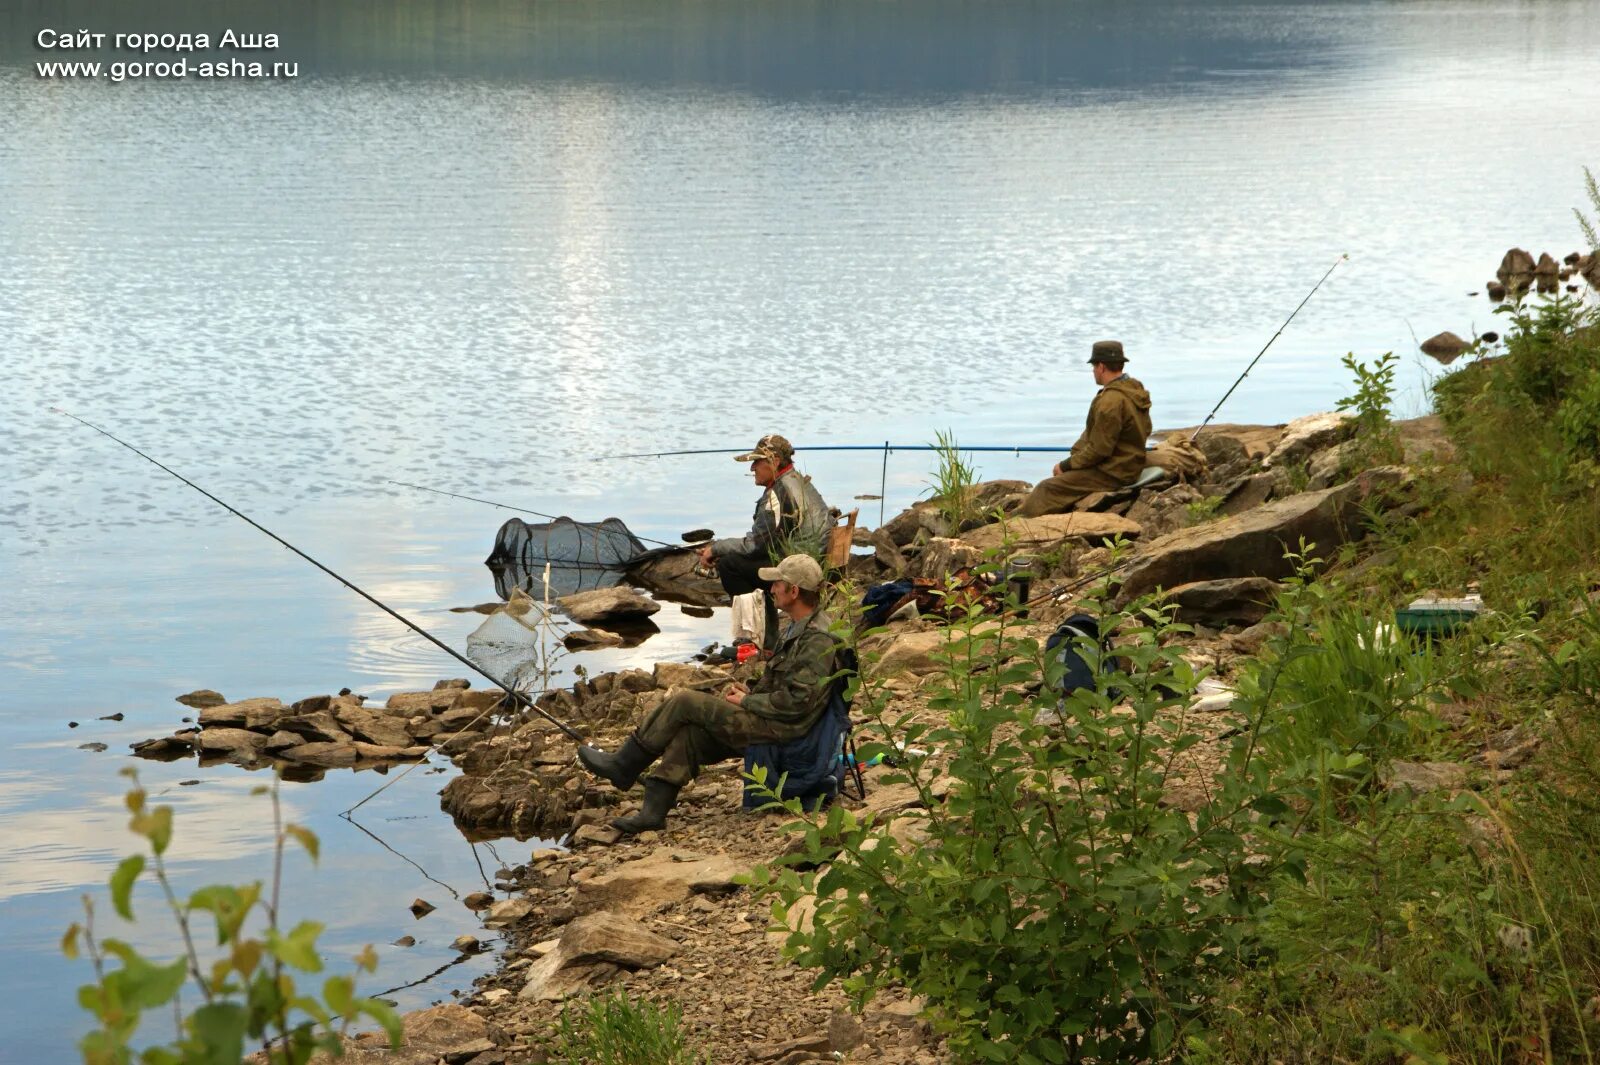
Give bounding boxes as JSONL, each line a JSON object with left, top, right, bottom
{"left": 51, "top": 409, "right": 588, "bottom": 745}
{"left": 611, "top": 443, "right": 1071, "bottom": 460}
{"left": 387, "top": 479, "right": 681, "bottom": 550}
{"left": 1190, "top": 253, "right": 1348, "bottom": 443}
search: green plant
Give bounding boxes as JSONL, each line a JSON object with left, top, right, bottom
{"left": 751, "top": 566, "right": 1289, "bottom": 1062}
{"left": 551, "top": 992, "right": 703, "bottom": 1065}
{"left": 63, "top": 769, "right": 400, "bottom": 1065}
{"left": 1576, "top": 164, "right": 1599, "bottom": 251}
{"left": 1183, "top": 493, "right": 1225, "bottom": 524}
{"left": 1337, "top": 351, "right": 1403, "bottom": 470}
{"left": 926, "top": 429, "right": 980, "bottom": 532}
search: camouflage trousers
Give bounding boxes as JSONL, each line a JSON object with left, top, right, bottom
{"left": 1018, "top": 467, "right": 1125, "bottom": 517}
{"left": 636, "top": 689, "right": 812, "bottom": 788}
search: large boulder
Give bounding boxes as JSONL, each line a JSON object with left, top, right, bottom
{"left": 519, "top": 911, "right": 679, "bottom": 1002}
{"left": 864, "top": 621, "right": 1002, "bottom": 677}
{"left": 556, "top": 586, "right": 661, "bottom": 624}
{"left": 1115, "top": 468, "right": 1408, "bottom": 603}
{"left": 961, "top": 512, "right": 1141, "bottom": 553}
{"left": 1264, "top": 412, "right": 1354, "bottom": 470}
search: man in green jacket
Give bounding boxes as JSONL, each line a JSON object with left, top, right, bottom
{"left": 576, "top": 554, "right": 841, "bottom": 834}
{"left": 1020, "top": 340, "right": 1153, "bottom": 517}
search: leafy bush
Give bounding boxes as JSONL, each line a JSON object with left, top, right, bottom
{"left": 63, "top": 769, "right": 399, "bottom": 1065}
{"left": 1337, "top": 350, "right": 1403, "bottom": 470}
{"left": 752, "top": 584, "right": 1288, "bottom": 1063}
{"left": 552, "top": 992, "right": 703, "bottom": 1065}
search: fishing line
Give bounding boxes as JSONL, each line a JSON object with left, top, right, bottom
{"left": 50, "top": 409, "right": 590, "bottom": 755}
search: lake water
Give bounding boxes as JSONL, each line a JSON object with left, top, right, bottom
{"left": 3, "top": 0, "right": 1598, "bottom": 1058}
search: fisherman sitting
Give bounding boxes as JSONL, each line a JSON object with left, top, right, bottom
{"left": 1019, "top": 340, "right": 1153, "bottom": 517}
{"left": 577, "top": 554, "right": 841, "bottom": 834}
{"left": 697, "top": 433, "right": 831, "bottom": 650}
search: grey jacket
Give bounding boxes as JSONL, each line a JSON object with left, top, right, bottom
{"left": 710, "top": 467, "right": 831, "bottom": 564}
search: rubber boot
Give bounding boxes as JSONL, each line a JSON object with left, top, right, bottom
{"left": 576, "top": 736, "right": 654, "bottom": 792}
{"left": 612, "top": 778, "right": 681, "bottom": 834}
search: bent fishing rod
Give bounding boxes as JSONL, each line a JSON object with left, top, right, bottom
{"left": 1191, "top": 253, "right": 1348, "bottom": 443}
{"left": 51, "top": 408, "right": 588, "bottom": 745}
{"left": 387, "top": 479, "right": 681, "bottom": 550}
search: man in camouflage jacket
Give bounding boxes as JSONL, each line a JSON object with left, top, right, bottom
{"left": 1020, "top": 340, "right": 1153, "bottom": 517}
{"left": 577, "top": 554, "right": 841, "bottom": 834}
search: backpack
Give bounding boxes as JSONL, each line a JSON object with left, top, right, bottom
{"left": 1043, "top": 612, "right": 1116, "bottom": 707}
{"left": 742, "top": 644, "right": 865, "bottom": 810}
{"left": 1145, "top": 438, "right": 1208, "bottom": 481}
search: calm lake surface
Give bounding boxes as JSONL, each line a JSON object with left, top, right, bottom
{"left": 3, "top": 0, "right": 1598, "bottom": 1057}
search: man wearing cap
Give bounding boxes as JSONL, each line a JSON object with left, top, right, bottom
{"left": 697, "top": 433, "right": 832, "bottom": 649}
{"left": 1019, "top": 340, "right": 1153, "bottom": 517}
{"left": 577, "top": 554, "right": 842, "bottom": 834}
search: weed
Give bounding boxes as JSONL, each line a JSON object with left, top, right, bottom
{"left": 925, "top": 429, "right": 980, "bottom": 533}
{"left": 552, "top": 992, "right": 704, "bottom": 1065}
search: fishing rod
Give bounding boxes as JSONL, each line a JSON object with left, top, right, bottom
{"left": 613, "top": 443, "right": 1071, "bottom": 460}
{"left": 388, "top": 479, "right": 680, "bottom": 550}
{"left": 1191, "top": 253, "right": 1349, "bottom": 443}
{"left": 51, "top": 408, "right": 588, "bottom": 745}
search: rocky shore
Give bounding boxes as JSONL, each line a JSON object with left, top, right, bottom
{"left": 194, "top": 405, "right": 1576, "bottom": 1064}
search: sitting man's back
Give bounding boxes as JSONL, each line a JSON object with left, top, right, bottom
{"left": 1020, "top": 339, "right": 1152, "bottom": 517}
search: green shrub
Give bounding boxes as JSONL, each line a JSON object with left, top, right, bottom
{"left": 552, "top": 992, "right": 703, "bottom": 1065}
{"left": 1337, "top": 351, "right": 1403, "bottom": 471}
{"left": 751, "top": 584, "right": 1287, "bottom": 1063}
{"left": 926, "top": 429, "right": 981, "bottom": 532}
{"left": 64, "top": 769, "right": 400, "bottom": 1065}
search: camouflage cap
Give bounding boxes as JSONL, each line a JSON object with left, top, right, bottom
{"left": 757, "top": 553, "right": 824, "bottom": 591}
{"left": 733, "top": 433, "right": 795, "bottom": 463}
{"left": 1087, "top": 340, "right": 1127, "bottom": 366}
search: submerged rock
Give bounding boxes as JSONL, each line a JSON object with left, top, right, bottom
{"left": 562, "top": 628, "right": 626, "bottom": 651}
{"left": 1419, "top": 331, "right": 1470, "bottom": 363}
{"left": 175, "top": 689, "right": 226, "bottom": 709}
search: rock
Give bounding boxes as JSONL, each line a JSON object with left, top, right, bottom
{"left": 555, "top": 586, "right": 661, "bottom": 624}
{"left": 573, "top": 824, "right": 622, "bottom": 846}
{"left": 291, "top": 695, "right": 333, "bottom": 713}
{"left": 1122, "top": 482, "right": 1203, "bottom": 540}
{"left": 1161, "top": 577, "right": 1282, "bottom": 626}
{"left": 563, "top": 628, "right": 625, "bottom": 651}
{"left": 577, "top": 850, "right": 748, "bottom": 917}
{"left": 908, "top": 537, "right": 982, "bottom": 580}
{"left": 863, "top": 622, "right": 999, "bottom": 678}
{"left": 1419, "top": 331, "right": 1470, "bottom": 364}
{"left": 828, "top": 1010, "right": 866, "bottom": 1053}
{"left": 334, "top": 705, "right": 414, "bottom": 749}
{"left": 195, "top": 728, "right": 268, "bottom": 755}
{"left": 410, "top": 898, "right": 436, "bottom": 919}
{"left": 1385, "top": 761, "right": 1470, "bottom": 794}
{"left": 198, "top": 697, "right": 285, "bottom": 729}
{"left": 463, "top": 891, "right": 494, "bottom": 911}
{"left": 519, "top": 911, "right": 679, "bottom": 1001}
{"left": 455, "top": 689, "right": 508, "bottom": 712}
{"left": 652, "top": 662, "right": 723, "bottom": 690}
{"left": 175, "top": 689, "right": 226, "bottom": 709}
{"left": 961, "top": 512, "right": 1141, "bottom": 552}
{"left": 1496, "top": 247, "right": 1536, "bottom": 287}
{"left": 1217, "top": 472, "right": 1276, "bottom": 517}
{"left": 1534, "top": 252, "right": 1559, "bottom": 276}
{"left": 483, "top": 898, "right": 533, "bottom": 929}
{"left": 452, "top": 935, "right": 483, "bottom": 954}
{"left": 396, "top": 1003, "right": 492, "bottom": 1054}
{"left": 386, "top": 690, "right": 461, "bottom": 714}
{"left": 1264, "top": 412, "right": 1354, "bottom": 469}
{"left": 131, "top": 734, "right": 194, "bottom": 758}
{"left": 435, "top": 678, "right": 471, "bottom": 691}
{"left": 756, "top": 1034, "right": 834, "bottom": 1061}
{"left": 1305, "top": 440, "right": 1355, "bottom": 490}
{"left": 274, "top": 710, "right": 351, "bottom": 744}
{"left": 435, "top": 706, "right": 492, "bottom": 732}
{"left": 1228, "top": 620, "right": 1288, "bottom": 655}
{"left": 1115, "top": 468, "right": 1408, "bottom": 603}
{"left": 352, "top": 742, "right": 428, "bottom": 761}
{"left": 278, "top": 741, "right": 358, "bottom": 767}
{"left": 394, "top": 935, "right": 416, "bottom": 947}
{"left": 1487, "top": 280, "right": 1508, "bottom": 301}
{"left": 263, "top": 730, "right": 303, "bottom": 752}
